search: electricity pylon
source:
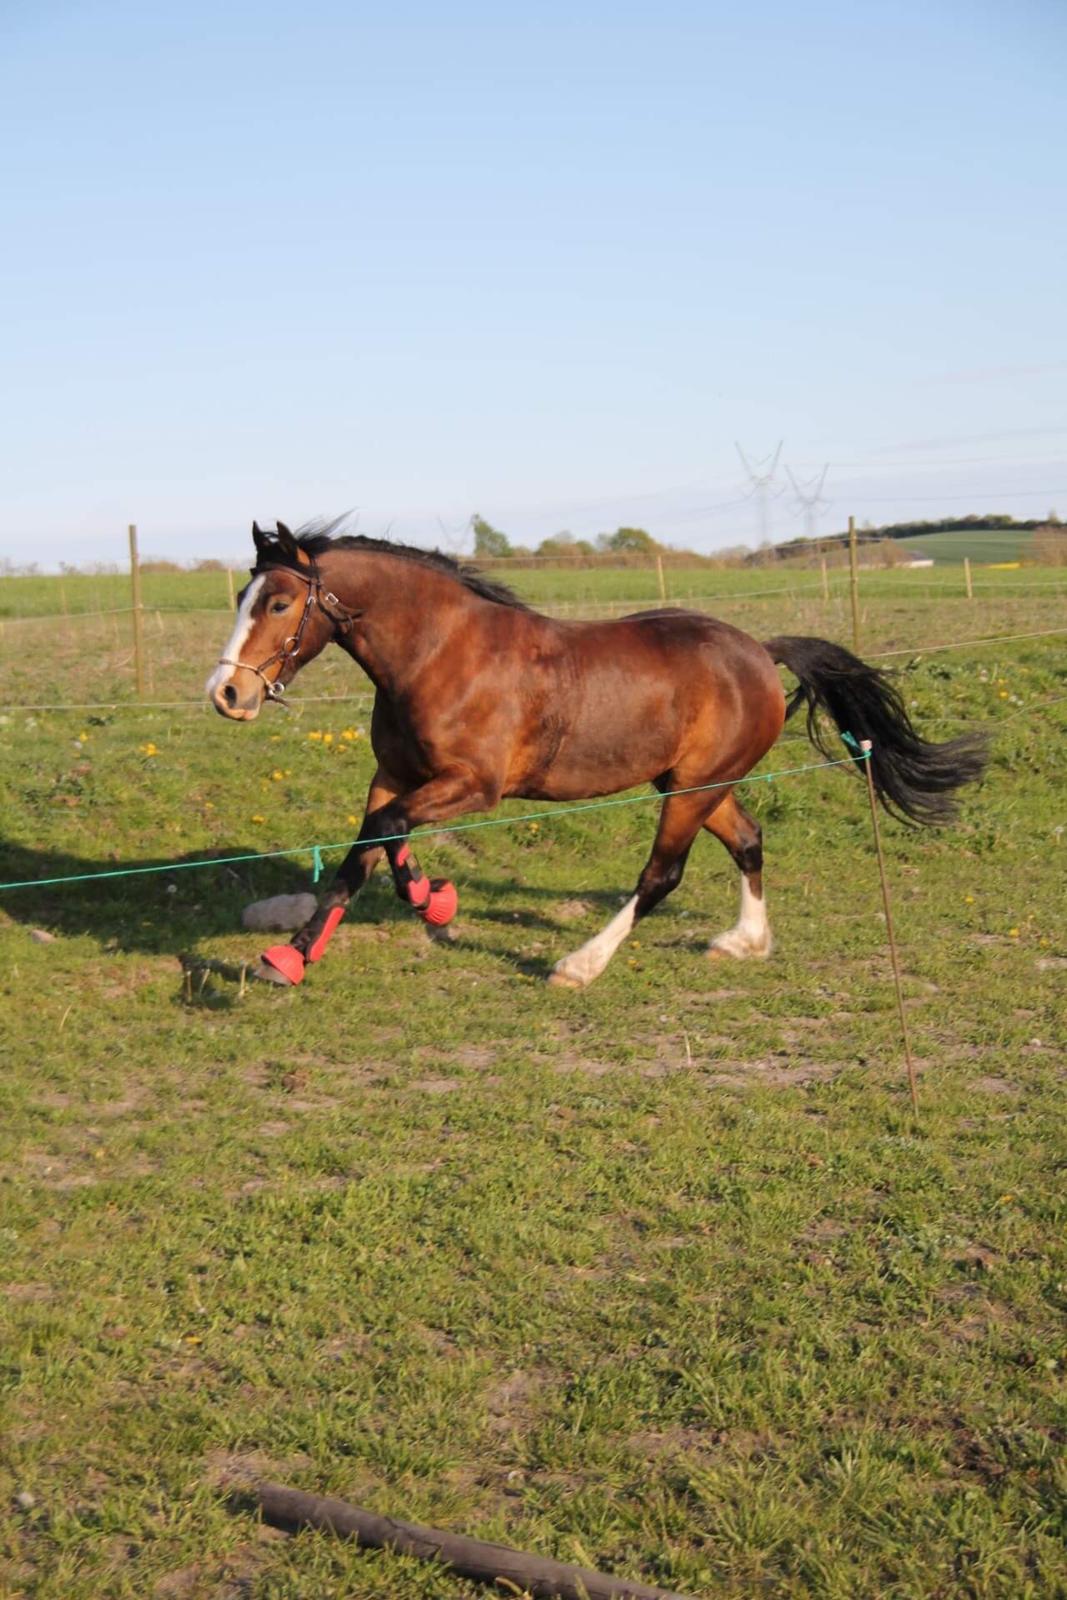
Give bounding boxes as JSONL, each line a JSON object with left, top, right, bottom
{"left": 785, "top": 463, "right": 831, "bottom": 545}
{"left": 735, "top": 440, "right": 784, "bottom": 546}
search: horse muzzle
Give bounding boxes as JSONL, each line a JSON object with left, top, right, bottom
{"left": 207, "top": 666, "right": 264, "bottom": 721}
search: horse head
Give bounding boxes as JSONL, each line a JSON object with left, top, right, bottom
{"left": 206, "top": 522, "right": 334, "bottom": 719}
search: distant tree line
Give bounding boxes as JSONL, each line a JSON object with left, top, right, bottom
{"left": 3, "top": 511, "right": 1061, "bottom": 579}
{"left": 471, "top": 510, "right": 1066, "bottom": 570}
{"left": 471, "top": 514, "right": 665, "bottom": 563}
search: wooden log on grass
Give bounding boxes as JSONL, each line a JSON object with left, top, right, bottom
{"left": 252, "top": 1480, "right": 695, "bottom": 1600}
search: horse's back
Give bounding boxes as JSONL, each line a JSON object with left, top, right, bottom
{"left": 512, "top": 606, "right": 785, "bottom": 799}
{"left": 574, "top": 607, "right": 780, "bottom": 684}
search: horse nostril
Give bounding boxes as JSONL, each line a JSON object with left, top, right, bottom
{"left": 222, "top": 683, "right": 238, "bottom": 708}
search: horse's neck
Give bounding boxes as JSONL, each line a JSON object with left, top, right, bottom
{"left": 325, "top": 552, "right": 470, "bottom": 692}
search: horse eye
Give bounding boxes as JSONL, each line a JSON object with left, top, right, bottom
{"left": 270, "top": 599, "right": 290, "bottom": 615}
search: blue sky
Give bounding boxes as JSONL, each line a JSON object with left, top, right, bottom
{"left": 1, "top": 0, "right": 1064, "bottom": 567}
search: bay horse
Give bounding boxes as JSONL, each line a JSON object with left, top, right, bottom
{"left": 207, "top": 522, "right": 986, "bottom": 988}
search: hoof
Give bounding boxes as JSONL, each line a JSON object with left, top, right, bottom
{"left": 547, "top": 967, "right": 586, "bottom": 990}
{"left": 707, "top": 934, "right": 772, "bottom": 962}
{"left": 259, "top": 944, "right": 306, "bottom": 985}
{"left": 418, "top": 879, "right": 458, "bottom": 928}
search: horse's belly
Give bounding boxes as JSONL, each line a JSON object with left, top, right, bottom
{"left": 513, "top": 700, "right": 682, "bottom": 800}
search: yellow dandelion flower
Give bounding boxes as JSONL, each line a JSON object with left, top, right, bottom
{"left": 308, "top": 730, "right": 322, "bottom": 741}
{"left": 1008, "top": 926, "right": 1020, "bottom": 937}
{"left": 271, "top": 769, "right": 284, "bottom": 781}
{"left": 347, "top": 814, "right": 359, "bottom": 825}
{"left": 322, "top": 732, "right": 333, "bottom": 744}
{"left": 964, "top": 894, "right": 974, "bottom": 904}
{"left": 251, "top": 814, "right": 265, "bottom": 824}
{"left": 141, "top": 742, "right": 158, "bottom": 757}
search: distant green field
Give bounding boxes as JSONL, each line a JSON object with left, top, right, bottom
{"left": 884, "top": 529, "right": 1035, "bottom": 565}
{"left": 1, "top": 552, "right": 1062, "bottom": 621}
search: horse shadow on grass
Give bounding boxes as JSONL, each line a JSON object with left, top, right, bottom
{"left": 0, "top": 838, "right": 322, "bottom": 962}
{"left": 0, "top": 841, "right": 624, "bottom": 969}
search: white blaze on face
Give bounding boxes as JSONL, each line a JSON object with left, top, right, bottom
{"left": 205, "top": 575, "right": 265, "bottom": 698}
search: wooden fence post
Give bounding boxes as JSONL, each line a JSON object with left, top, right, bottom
{"left": 128, "top": 523, "right": 146, "bottom": 699}
{"left": 226, "top": 566, "right": 236, "bottom": 610}
{"left": 655, "top": 553, "right": 667, "bottom": 605}
{"left": 848, "top": 515, "right": 861, "bottom": 653}
{"left": 820, "top": 556, "right": 829, "bottom": 602}
{"left": 964, "top": 556, "right": 973, "bottom": 600}
{"left": 858, "top": 738, "right": 920, "bottom": 1122}
{"left": 59, "top": 574, "right": 71, "bottom": 643}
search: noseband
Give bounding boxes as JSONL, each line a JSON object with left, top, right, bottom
{"left": 217, "top": 557, "right": 361, "bottom": 701}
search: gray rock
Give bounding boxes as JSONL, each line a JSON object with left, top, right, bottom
{"left": 242, "top": 893, "right": 318, "bottom": 932}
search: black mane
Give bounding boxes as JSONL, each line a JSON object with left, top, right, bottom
{"left": 257, "top": 520, "right": 529, "bottom": 610}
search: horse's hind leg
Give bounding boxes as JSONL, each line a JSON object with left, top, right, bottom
{"left": 549, "top": 791, "right": 712, "bottom": 989}
{"left": 704, "top": 792, "right": 772, "bottom": 960}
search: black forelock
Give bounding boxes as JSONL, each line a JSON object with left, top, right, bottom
{"left": 252, "top": 518, "right": 529, "bottom": 610}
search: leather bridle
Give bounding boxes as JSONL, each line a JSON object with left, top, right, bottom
{"left": 216, "top": 557, "right": 361, "bottom": 702}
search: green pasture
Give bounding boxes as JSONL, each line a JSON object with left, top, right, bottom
{"left": 1, "top": 576, "right": 1065, "bottom": 1598}
{"left": 882, "top": 529, "right": 1036, "bottom": 567}
{"left": 1, "top": 550, "right": 1063, "bottom": 622}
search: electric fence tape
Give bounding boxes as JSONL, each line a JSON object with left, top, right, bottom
{"left": 0, "top": 750, "right": 870, "bottom": 894}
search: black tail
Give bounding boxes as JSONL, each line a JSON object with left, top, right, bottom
{"left": 765, "top": 635, "right": 988, "bottom": 825}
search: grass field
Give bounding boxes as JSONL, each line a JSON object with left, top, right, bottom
{"left": 874, "top": 530, "right": 1039, "bottom": 567}
{"left": 1, "top": 568, "right": 1065, "bottom": 1599}
{"left": 1, "top": 553, "right": 1064, "bottom": 622}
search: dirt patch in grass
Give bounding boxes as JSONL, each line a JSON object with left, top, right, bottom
{"left": 551, "top": 1055, "right": 618, "bottom": 1077}
{"left": 554, "top": 899, "right": 592, "bottom": 922}
{"left": 703, "top": 1056, "right": 847, "bottom": 1088}
{"left": 153, "top": 1535, "right": 284, "bottom": 1600}
{"left": 15, "top": 1151, "right": 98, "bottom": 1190}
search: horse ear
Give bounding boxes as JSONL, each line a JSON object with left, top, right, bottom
{"left": 252, "top": 521, "right": 269, "bottom": 558}
{"left": 276, "top": 521, "right": 311, "bottom": 567}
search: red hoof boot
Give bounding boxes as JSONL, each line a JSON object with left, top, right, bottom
{"left": 418, "top": 878, "right": 458, "bottom": 928}
{"left": 260, "top": 944, "right": 307, "bottom": 986}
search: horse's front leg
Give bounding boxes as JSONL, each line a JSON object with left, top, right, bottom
{"left": 257, "top": 768, "right": 398, "bottom": 985}
{"left": 371, "top": 765, "right": 500, "bottom": 930}
{"left": 259, "top": 766, "right": 495, "bottom": 986}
